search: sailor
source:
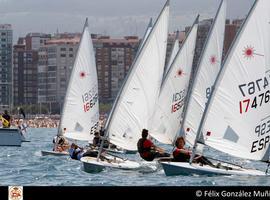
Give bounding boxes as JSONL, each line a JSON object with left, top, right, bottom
{"left": 137, "top": 129, "right": 170, "bottom": 161}
{"left": 69, "top": 143, "right": 85, "bottom": 160}
{"left": 1, "top": 110, "right": 11, "bottom": 128}
{"left": 18, "top": 120, "right": 28, "bottom": 135}
{"left": 53, "top": 135, "right": 69, "bottom": 152}
{"left": 92, "top": 130, "right": 109, "bottom": 149}
{"left": 92, "top": 131, "right": 102, "bottom": 147}
{"left": 173, "top": 136, "right": 214, "bottom": 166}
{"left": 69, "top": 143, "right": 107, "bottom": 161}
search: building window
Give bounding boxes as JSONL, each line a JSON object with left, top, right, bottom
{"left": 60, "top": 54, "right": 66, "bottom": 57}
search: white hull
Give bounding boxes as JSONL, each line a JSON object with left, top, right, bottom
{"left": 105, "top": 148, "right": 137, "bottom": 155}
{"left": 88, "top": 145, "right": 137, "bottom": 155}
{"left": 81, "top": 156, "right": 141, "bottom": 173}
{"left": 161, "top": 161, "right": 266, "bottom": 176}
{"left": 0, "top": 128, "right": 27, "bottom": 146}
{"left": 41, "top": 150, "right": 69, "bottom": 156}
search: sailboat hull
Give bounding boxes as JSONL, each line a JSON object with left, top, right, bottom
{"left": 104, "top": 148, "right": 137, "bottom": 155}
{"left": 161, "top": 162, "right": 266, "bottom": 176}
{"left": 41, "top": 150, "right": 69, "bottom": 156}
{"left": 81, "top": 156, "right": 141, "bottom": 173}
{"left": 0, "top": 128, "right": 26, "bottom": 146}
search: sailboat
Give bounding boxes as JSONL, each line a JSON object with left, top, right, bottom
{"left": 41, "top": 18, "right": 99, "bottom": 156}
{"left": 81, "top": 0, "right": 170, "bottom": 172}
{"left": 149, "top": 16, "right": 198, "bottom": 145}
{"left": 161, "top": 0, "right": 270, "bottom": 176}
{"left": 109, "top": 18, "right": 154, "bottom": 155}
{"left": 180, "top": 0, "right": 227, "bottom": 149}
{"left": 159, "top": 0, "right": 226, "bottom": 171}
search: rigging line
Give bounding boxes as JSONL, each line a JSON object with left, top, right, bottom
{"left": 202, "top": 155, "right": 243, "bottom": 168}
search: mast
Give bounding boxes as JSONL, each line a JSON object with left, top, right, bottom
{"left": 104, "top": 0, "right": 169, "bottom": 133}
{"left": 160, "top": 15, "right": 199, "bottom": 93}
{"left": 97, "top": 0, "right": 169, "bottom": 160}
{"left": 189, "top": 0, "right": 258, "bottom": 164}
{"left": 179, "top": 0, "right": 226, "bottom": 145}
{"left": 149, "top": 15, "right": 198, "bottom": 145}
{"left": 137, "top": 18, "right": 152, "bottom": 52}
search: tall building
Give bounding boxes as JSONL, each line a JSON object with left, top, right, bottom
{"left": 165, "top": 31, "right": 186, "bottom": 68}
{"left": 192, "top": 19, "right": 213, "bottom": 76}
{"left": 223, "top": 19, "right": 244, "bottom": 57}
{"left": 0, "top": 24, "right": 13, "bottom": 110}
{"left": 13, "top": 44, "right": 38, "bottom": 106}
{"left": 37, "top": 37, "right": 79, "bottom": 113}
{"left": 25, "top": 33, "right": 51, "bottom": 51}
{"left": 93, "top": 36, "right": 140, "bottom": 102}
{"left": 36, "top": 34, "right": 139, "bottom": 112}
{"left": 13, "top": 33, "right": 51, "bottom": 108}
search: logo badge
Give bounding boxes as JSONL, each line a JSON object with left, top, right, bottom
{"left": 9, "top": 186, "right": 23, "bottom": 200}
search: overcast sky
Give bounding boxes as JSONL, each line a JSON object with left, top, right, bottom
{"left": 0, "top": 0, "right": 254, "bottom": 42}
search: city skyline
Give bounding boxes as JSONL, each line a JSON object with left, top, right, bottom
{"left": 0, "top": 0, "right": 254, "bottom": 42}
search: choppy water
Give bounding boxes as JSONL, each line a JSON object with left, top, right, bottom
{"left": 1, "top": 128, "right": 270, "bottom": 186}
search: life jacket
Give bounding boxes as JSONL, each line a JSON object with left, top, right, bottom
{"left": 137, "top": 138, "right": 150, "bottom": 153}
{"left": 0, "top": 115, "right": 10, "bottom": 128}
{"left": 137, "top": 138, "right": 155, "bottom": 161}
{"left": 93, "top": 136, "right": 101, "bottom": 146}
{"left": 71, "top": 148, "right": 81, "bottom": 160}
{"left": 173, "top": 148, "right": 190, "bottom": 162}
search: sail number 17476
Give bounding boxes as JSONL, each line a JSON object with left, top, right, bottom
{"left": 239, "top": 90, "right": 270, "bottom": 114}
{"left": 238, "top": 76, "right": 270, "bottom": 114}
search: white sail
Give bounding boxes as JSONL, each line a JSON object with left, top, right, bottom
{"left": 149, "top": 17, "right": 198, "bottom": 144}
{"left": 105, "top": 1, "right": 170, "bottom": 151}
{"left": 182, "top": 0, "right": 227, "bottom": 147}
{"left": 59, "top": 19, "right": 99, "bottom": 141}
{"left": 200, "top": 0, "right": 270, "bottom": 161}
{"left": 164, "top": 32, "right": 180, "bottom": 75}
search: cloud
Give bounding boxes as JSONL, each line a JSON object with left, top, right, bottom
{"left": 0, "top": 0, "right": 255, "bottom": 42}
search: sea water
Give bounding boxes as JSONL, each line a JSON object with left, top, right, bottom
{"left": 0, "top": 128, "right": 269, "bottom": 186}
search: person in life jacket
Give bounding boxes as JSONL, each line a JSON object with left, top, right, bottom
{"left": 53, "top": 135, "right": 70, "bottom": 152}
{"left": 68, "top": 143, "right": 110, "bottom": 161}
{"left": 137, "top": 129, "right": 170, "bottom": 161}
{"left": 173, "top": 136, "right": 214, "bottom": 166}
{"left": 91, "top": 130, "right": 112, "bottom": 149}
{"left": 1, "top": 110, "right": 11, "bottom": 128}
